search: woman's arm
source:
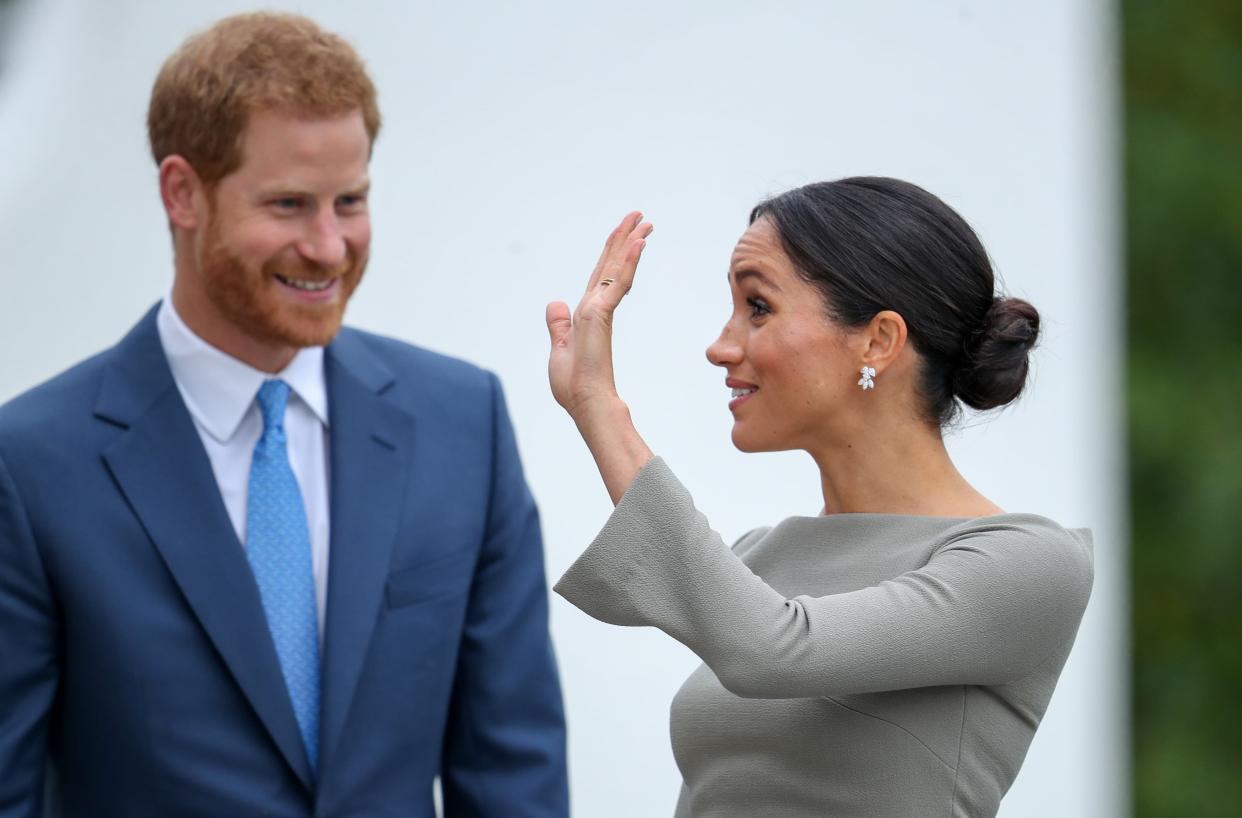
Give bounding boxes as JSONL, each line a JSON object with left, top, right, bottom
{"left": 545, "top": 212, "right": 654, "bottom": 504}
{"left": 555, "top": 456, "right": 1094, "bottom": 697}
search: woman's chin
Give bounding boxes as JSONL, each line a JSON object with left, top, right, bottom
{"left": 731, "top": 424, "right": 801, "bottom": 455}
{"left": 730, "top": 426, "right": 765, "bottom": 454}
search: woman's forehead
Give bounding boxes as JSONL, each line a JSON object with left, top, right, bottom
{"left": 729, "top": 219, "right": 796, "bottom": 286}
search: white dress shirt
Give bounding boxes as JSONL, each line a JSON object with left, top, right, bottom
{"left": 156, "top": 297, "right": 331, "bottom": 637}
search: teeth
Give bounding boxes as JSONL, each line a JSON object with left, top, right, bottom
{"left": 731, "top": 387, "right": 757, "bottom": 398}
{"left": 278, "top": 275, "right": 333, "bottom": 291}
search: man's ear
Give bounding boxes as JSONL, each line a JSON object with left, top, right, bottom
{"left": 159, "top": 156, "right": 204, "bottom": 230}
{"left": 860, "top": 309, "right": 908, "bottom": 374}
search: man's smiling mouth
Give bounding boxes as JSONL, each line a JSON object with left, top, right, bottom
{"left": 275, "top": 274, "right": 335, "bottom": 292}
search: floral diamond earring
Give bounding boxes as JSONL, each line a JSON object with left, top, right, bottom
{"left": 857, "top": 366, "right": 876, "bottom": 391}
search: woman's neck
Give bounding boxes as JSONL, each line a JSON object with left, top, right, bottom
{"left": 810, "top": 422, "right": 1003, "bottom": 518}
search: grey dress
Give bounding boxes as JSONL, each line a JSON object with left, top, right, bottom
{"left": 555, "top": 458, "right": 1093, "bottom": 818}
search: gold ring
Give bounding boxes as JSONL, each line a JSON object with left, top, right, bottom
{"left": 600, "top": 278, "right": 616, "bottom": 287}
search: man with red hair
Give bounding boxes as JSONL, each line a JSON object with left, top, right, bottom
{"left": 0, "top": 13, "right": 568, "bottom": 817}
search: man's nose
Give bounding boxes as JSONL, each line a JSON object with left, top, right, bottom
{"left": 298, "top": 210, "right": 347, "bottom": 268}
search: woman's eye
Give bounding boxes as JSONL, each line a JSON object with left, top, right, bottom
{"left": 272, "top": 198, "right": 303, "bottom": 211}
{"left": 747, "top": 297, "right": 771, "bottom": 318}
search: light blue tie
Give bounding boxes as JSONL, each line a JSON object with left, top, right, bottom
{"left": 246, "top": 379, "right": 320, "bottom": 773}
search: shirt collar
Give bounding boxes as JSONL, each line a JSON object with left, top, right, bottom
{"left": 156, "top": 296, "right": 329, "bottom": 444}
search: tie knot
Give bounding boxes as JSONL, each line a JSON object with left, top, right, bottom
{"left": 256, "top": 380, "right": 292, "bottom": 432}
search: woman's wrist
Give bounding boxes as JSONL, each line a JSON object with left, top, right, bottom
{"left": 570, "top": 392, "right": 627, "bottom": 434}
{"left": 573, "top": 396, "right": 654, "bottom": 505}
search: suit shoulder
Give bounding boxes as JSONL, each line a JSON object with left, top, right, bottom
{"left": 337, "top": 327, "right": 496, "bottom": 395}
{"left": 0, "top": 347, "right": 113, "bottom": 443}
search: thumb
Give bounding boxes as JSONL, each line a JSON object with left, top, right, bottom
{"left": 545, "top": 301, "right": 572, "bottom": 348}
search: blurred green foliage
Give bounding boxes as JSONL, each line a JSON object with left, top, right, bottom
{"left": 1126, "top": 0, "right": 1242, "bottom": 815}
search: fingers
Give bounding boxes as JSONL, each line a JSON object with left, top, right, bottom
{"left": 596, "top": 221, "right": 652, "bottom": 293}
{"left": 601, "top": 221, "right": 653, "bottom": 298}
{"left": 546, "top": 301, "right": 572, "bottom": 348}
{"left": 587, "top": 211, "right": 646, "bottom": 293}
{"left": 593, "top": 211, "right": 641, "bottom": 271}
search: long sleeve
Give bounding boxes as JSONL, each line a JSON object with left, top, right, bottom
{"left": 554, "top": 457, "right": 1093, "bottom": 699}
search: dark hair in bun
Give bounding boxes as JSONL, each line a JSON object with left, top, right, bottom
{"left": 750, "top": 176, "right": 1041, "bottom": 426}
{"left": 954, "top": 297, "right": 1040, "bottom": 411}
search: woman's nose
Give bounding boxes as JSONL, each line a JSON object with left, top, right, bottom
{"left": 706, "top": 326, "right": 741, "bottom": 368}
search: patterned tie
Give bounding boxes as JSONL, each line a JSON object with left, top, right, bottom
{"left": 246, "top": 379, "right": 320, "bottom": 773}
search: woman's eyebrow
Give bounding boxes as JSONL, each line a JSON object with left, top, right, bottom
{"left": 729, "top": 268, "right": 783, "bottom": 292}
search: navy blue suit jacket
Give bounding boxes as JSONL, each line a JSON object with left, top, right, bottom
{"left": 0, "top": 306, "right": 569, "bottom": 817}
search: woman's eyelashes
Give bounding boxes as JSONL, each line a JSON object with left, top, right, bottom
{"left": 746, "top": 296, "right": 772, "bottom": 319}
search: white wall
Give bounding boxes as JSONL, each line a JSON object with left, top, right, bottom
{"left": 0, "top": 1, "right": 1125, "bottom": 815}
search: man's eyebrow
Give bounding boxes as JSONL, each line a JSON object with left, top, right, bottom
{"left": 729, "top": 267, "right": 782, "bottom": 292}
{"left": 256, "top": 184, "right": 305, "bottom": 197}
{"left": 255, "top": 179, "right": 372, "bottom": 197}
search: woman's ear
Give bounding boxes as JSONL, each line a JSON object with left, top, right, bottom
{"left": 861, "top": 309, "right": 908, "bottom": 374}
{"left": 159, "top": 155, "right": 204, "bottom": 231}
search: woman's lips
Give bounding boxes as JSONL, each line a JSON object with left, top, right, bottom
{"left": 727, "top": 383, "right": 758, "bottom": 411}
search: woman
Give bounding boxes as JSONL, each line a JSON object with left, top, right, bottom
{"left": 546, "top": 177, "right": 1094, "bottom": 818}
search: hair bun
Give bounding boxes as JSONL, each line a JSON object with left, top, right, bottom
{"left": 952, "top": 297, "right": 1040, "bottom": 411}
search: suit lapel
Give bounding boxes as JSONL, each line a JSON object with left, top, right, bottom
{"left": 318, "top": 330, "right": 413, "bottom": 773}
{"left": 96, "top": 307, "right": 314, "bottom": 791}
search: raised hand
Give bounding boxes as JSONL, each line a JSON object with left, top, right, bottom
{"left": 545, "top": 211, "right": 656, "bottom": 504}
{"left": 546, "top": 211, "right": 654, "bottom": 421}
